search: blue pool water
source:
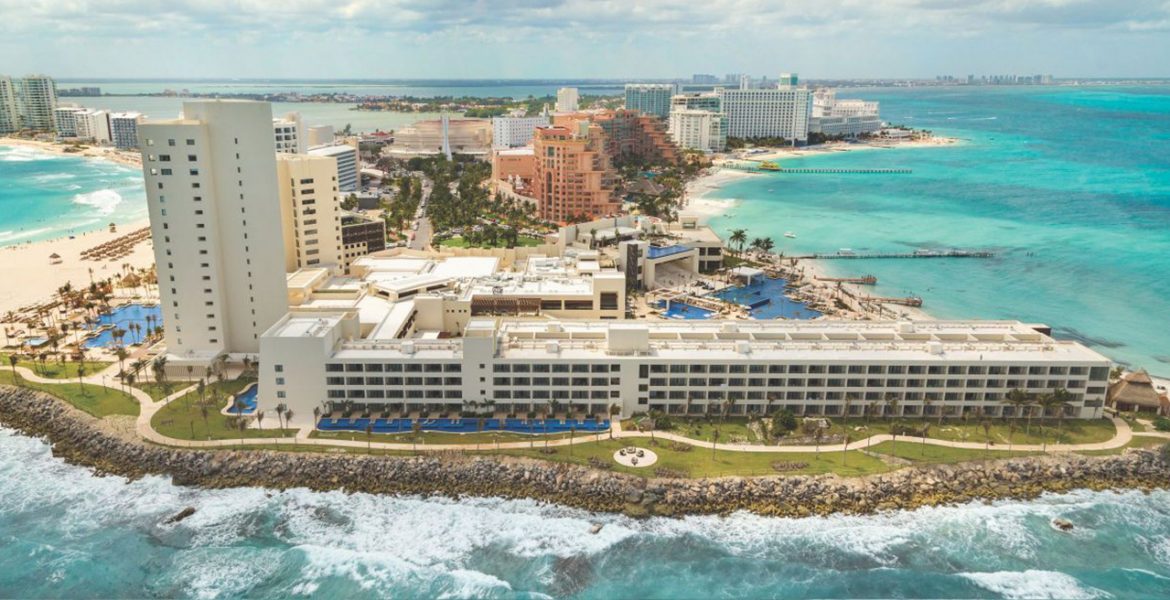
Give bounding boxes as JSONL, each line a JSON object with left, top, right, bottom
{"left": 227, "top": 385, "right": 258, "bottom": 415}
{"left": 662, "top": 300, "right": 715, "bottom": 319}
{"left": 83, "top": 304, "right": 163, "bottom": 348}
{"left": 317, "top": 417, "right": 611, "bottom": 434}
{"left": 710, "top": 277, "right": 823, "bottom": 320}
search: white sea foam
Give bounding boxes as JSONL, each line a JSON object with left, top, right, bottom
{"left": 0, "top": 146, "right": 59, "bottom": 162}
{"left": 71, "top": 189, "right": 124, "bottom": 215}
{"left": 30, "top": 172, "right": 76, "bottom": 183}
{"left": 960, "top": 570, "right": 1110, "bottom": 599}
{"left": 0, "top": 227, "right": 55, "bottom": 243}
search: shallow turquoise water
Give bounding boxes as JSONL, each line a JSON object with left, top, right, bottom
{"left": 0, "top": 145, "right": 147, "bottom": 246}
{"left": 709, "top": 86, "right": 1170, "bottom": 375}
{"left": 1, "top": 428, "right": 1168, "bottom": 598}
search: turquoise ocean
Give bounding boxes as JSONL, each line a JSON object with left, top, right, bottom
{"left": 708, "top": 86, "right": 1170, "bottom": 376}
{"left": 3, "top": 85, "right": 1170, "bottom": 598}
{"left": 0, "top": 145, "right": 147, "bottom": 246}
{"left": 2, "top": 427, "right": 1169, "bottom": 599}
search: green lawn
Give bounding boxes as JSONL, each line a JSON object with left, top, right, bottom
{"left": 2, "top": 355, "right": 111, "bottom": 379}
{"left": 1076, "top": 438, "right": 1169, "bottom": 456}
{"left": 494, "top": 438, "right": 892, "bottom": 478}
{"left": 132, "top": 381, "right": 190, "bottom": 402}
{"left": 148, "top": 375, "right": 295, "bottom": 441}
{"left": 816, "top": 416, "right": 1116, "bottom": 448}
{"left": 0, "top": 369, "right": 139, "bottom": 417}
{"left": 868, "top": 440, "right": 1040, "bottom": 463}
{"left": 438, "top": 235, "right": 542, "bottom": 249}
{"left": 654, "top": 417, "right": 765, "bottom": 445}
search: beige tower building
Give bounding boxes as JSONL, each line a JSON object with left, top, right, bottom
{"left": 138, "top": 100, "right": 290, "bottom": 365}
{"left": 276, "top": 153, "right": 343, "bottom": 272}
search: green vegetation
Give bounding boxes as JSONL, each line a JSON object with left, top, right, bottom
{"left": 0, "top": 369, "right": 138, "bottom": 417}
{"left": 496, "top": 439, "right": 892, "bottom": 478}
{"left": 149, "top": 375, "right": 294, "bottom": 441}
{"left": 438, "top": 235, "right": 542, "bottom": 249}
{"left": 311, "top": 429, "right": 579, "bottom": 447}
{"left": 868, "top": 440, "right": 1040, "bottom": 464}
{"left": 133, "top": 381, "right": 182, "bottom": 402}
{"left": 2, "top": 353, "right": 110, "bottom": 380}
{"left": 1154, "top": 417, "right": 1170, "bottom": 432}
{"left": 1076, "top": 438, "right": 1168, "bottom": 456}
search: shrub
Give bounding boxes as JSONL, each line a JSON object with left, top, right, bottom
{"left": 772, "top": 409, "right": 798, "bottom": 434}
{"left": 1153, "top": 417, "right": 1170, "bottom": 432}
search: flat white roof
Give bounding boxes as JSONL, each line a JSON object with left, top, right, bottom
{"left": 368, "top": 300, "right": 417, "bottom": 340}
{"left": 271, "top": 314, "right": 343, "bottom": 338}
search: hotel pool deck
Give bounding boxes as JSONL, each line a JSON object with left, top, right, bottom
{"left": 83, "top": 303, "right": 163, "bottom": 348}
{"left": 317, "top": 417, "right": 611, "bottom": 435}
{"left": 221, "top": 383, "right": 258, "bottom": 416}
{"left": 709, "top": 277, "right": 822, "bottom": 320}
{"left": 661, "top": 300, "right": 716, "bottom": 319}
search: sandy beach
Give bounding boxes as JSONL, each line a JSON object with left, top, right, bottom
{"left": 0, "top": 136, "right": 143, "bottom": 169}
{"left": 0, "top": 219, "right": 155, "bottom": 316}
{"left": 746, "top": 136, "right": 961, "bottom": 162}
{"left": 681, "top": 168, "right": 760, "bottom": 223}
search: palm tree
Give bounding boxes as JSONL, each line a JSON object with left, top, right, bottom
{"left": 255, "top": 409, "right": 265, "bottom": 434}
{"left": 1035, "top": 392, "right": 1060, "bottom": 451}
{"left": 841, "top": 432, "right": 851, "bottom": 466}
{"left": 729, "top": 229, "right": 747, "bottom": 256}
{"left": 981, "top": 418, "right": 992, "bottom": 456}
{"left": 76, "top": 360, "right": 88, "bottom": 395}
{"left": 842, "top": 394, "right": 854, "bottom": 430}
{"left": 1050, "top": 388, "right": 1074, "bottom": 445}
{"left": 920, "top": 422, "right": 931, "bottom": 457}
{"left": 365, "top": 423, "right": 374, "bottom": 454}
{"left": 113, "top": 346, "right": 129, "bottom": 385}
{"left": 8, "top": 354, "right": 18, "bottom": 385}
{"left": 759, "top": 237, "right": 775, "bottom": 256}
{"left": 199, "top": 405, "right": 210, "bottom": 440}
{"left": 883, "top": 393, "right": 899, "bottom": 421}
{"left": 275, "top": 403, "right": 288, "bottom": 438}
{"left": 1003, "top": 388, "right": 1033, "bottom": 435}
{"left": 711, "top": 428, "right": 720, "bottom": 461}
{"left": 285, "top": 410, "right": 295, "bottom": 445}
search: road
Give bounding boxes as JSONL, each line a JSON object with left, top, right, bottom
{"left": 408, "top": 180, "right": 433, "bottom": 250}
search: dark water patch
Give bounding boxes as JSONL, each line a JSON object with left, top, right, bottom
{"left": 1153, "top": 355, "right": 1170, "bottom": 365}
{"left": 1052, "top": 327, "right": 1128, "bottom": 349}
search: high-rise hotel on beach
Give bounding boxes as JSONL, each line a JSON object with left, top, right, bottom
{"left": 131, "top": 100, "right": 1113, "bottom": 428}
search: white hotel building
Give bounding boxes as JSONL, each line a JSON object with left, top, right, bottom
{"left": 138, "top": 100, "right": 290, "bottom": 364}
{"left": 129, "top": 100, "right": 1112, "bottom": 429}
{"left": 491, "top": 113, "right": 551, "bottom": 149}
{"left": 718, "top": 85, "right": 811, "bottom": 142}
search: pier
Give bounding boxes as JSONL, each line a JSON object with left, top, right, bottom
{"left": 864, "top": 296, "right": 924, "bottom": 308}
{"left": 815, "top": 275, "right": 878, "bottom": 285}
{"left": 797, "top": 249, "right": 995, "bottom": 260}
{"left": 777, "top": 168, "right": 911, "bottom": 174}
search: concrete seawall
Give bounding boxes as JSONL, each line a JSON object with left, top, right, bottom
{"left": 2, "top": 385, "right": 1167, "bottom": 518}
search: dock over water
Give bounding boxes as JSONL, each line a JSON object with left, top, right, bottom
{"left": 797, "top": 249, "right": 995, "bottom": 260}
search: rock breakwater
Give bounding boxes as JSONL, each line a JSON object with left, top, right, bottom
{"left": 2, "top": 385, "right": 1167, "bottom": 518}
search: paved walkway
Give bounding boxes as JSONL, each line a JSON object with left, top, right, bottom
{"left": 9, "top": 366, "right": 1168, "bottom": 455}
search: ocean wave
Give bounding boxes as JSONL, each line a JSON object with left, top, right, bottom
{"left": 0, "top": 227, "right": 55, "bottom": 243}
{"left": 0, "top": 146, "right": 61, "bottom": 162}
{"left": 30, "top": 172, "right": 76, "bottom": 183}
{"left": 71, "top": 189, "right": 124, "bottom": 215}
{"left": 959, "top": 570, "right": 1109, "bottom": 599}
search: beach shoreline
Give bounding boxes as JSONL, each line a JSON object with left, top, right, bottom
{"left": 0, "top": 136, "right": 143, "bottom": 169}
{"left": 748, "top": 136, "right": 962, "bottom": 162}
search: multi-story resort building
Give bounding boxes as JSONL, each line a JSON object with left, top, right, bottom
{"left": 809, "top": 89, "right": 883, "bottom": 138}
{"left": 53, "top": 106, "right": 86, "bottom": 138}
{"left": 276, "top": 153, "right": 343, "bottom": 273}
{"left": 491, "top": 113, "right": 550, "bottom": 149}
{"left": 531, "top": 124, "right": 619, "bottom": 222}
{"left": 74, "top": 109, "right": 111, "bottom": 143}
{"left": 273, "top": 112, "right": 306, "bottom": 154}
{"left": 590, "top": 109, "right": 679, "bottom": 164}
{"left": 624, "top": 83, "right": 676, "bottom": 118}
{"left": 340, "top": 214, "right": 387, "bottom": 274}
{"left": 389, "top": 118, "right": 492, "bottom": 158}
{"left": 555, "top": 87, "right": 579, "bottom": 112}
{"left": 718, "top": 85, "right": 812, "bottom": 142}
{"left": 668, "top": 109, "right": 728, "bottom": 152}
{"left": 308, "top": 143, "right": 360, "bottom": 192}
{"left": 0, "top": 76, "right": 23, "bottom": 134}
{"left": 559, "top": 213, "right": 725, "bottom": 288}
{"left": 671, "top": 92, "right": 722, "bottom": 113}
{"left": 109, "top": 112, "right": 143, "bottom": 149}
{"left": 123, "top": 100, "right": 1111, "bottom": 434}
{"left": 19, "top": 75, "right": 58, "bottom": 132}
{"left": 138, "top": 100, "right": 291, "bottom": 364}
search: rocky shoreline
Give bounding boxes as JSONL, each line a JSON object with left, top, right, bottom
{"left": 2, "top": 385, "right": 1168, "bottom": 518}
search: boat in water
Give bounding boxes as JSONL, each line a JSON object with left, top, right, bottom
{"left": 784, "top": 231, "right": 797, "bottom": 239}
{"left": 759, "top": 161, "right": 781, "bottom": 171}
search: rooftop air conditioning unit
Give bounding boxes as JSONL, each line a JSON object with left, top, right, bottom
{"left": 736, "top": 341, "right": 751, "bottom": 354}
{"left": 547, "top": 341, "right": 560, "bottom": 354}
{"left": 898, "top": 321, "right": 915, "bottom": 334}
{"left": 401, "top": 341, "right": 416, "bottom": 355}
{"left": 928, "top": 341, "right": 944, "bottom": 355}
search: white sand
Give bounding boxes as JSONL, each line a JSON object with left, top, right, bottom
{"left": 681, "top": 168, "right": 760, "bottom": 223}
{"left": 1, "top": 136, "right": 143, "bottom": 169}
{"left": 0, "top": 220, "right": 155, "bottom": 316}
{"left": 747, "top": 136, "right": 961, "bottom": 162}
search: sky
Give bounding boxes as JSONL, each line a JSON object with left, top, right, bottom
{"left": 2, "top": 0, "right": 1169, "bottom": 80}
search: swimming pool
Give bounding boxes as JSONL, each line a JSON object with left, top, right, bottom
{"left": 316, "top": 417, "right": 611, "bottom": 435}
{"left": 709, "top": 277, "right": 822, "bottom": 320}
{"left": 83, "top": 303, "right": 163, "bottom": 348}
{"left": 224, "top": 384, "right": 258, "bottom": 415}
{"left": 661, "top": 300, "right": 715, "bottom": 319}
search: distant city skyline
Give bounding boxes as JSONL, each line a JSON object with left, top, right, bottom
{"left": 3, "top": 1, "right": 1170, "bottom": 79}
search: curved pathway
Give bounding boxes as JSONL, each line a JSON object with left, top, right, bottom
{"left": 9, "top": 367, "right": 1164, "bottom": 455}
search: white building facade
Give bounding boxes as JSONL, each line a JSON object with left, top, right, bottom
{"left": 259, "top": 316, "right": 1112, "bottom": 427}
{"left": 138, "top": 100, "right": 291, "bottom": 365}
{"left": 53, "top": 106, "right": 86, "bottom": 138}
{"left": 718, "top": 86, "right": 812, "bottom": 142}
{"left": 309, "top": 143, "right": 359, "bottom": 191}
{"left": 0, "top": 77, "right": 22, "bottom": 134}
{"left": 273, "top": 112, "right": 306, "bottom": 154}
{"left": 809, "top": 89, "right": 882, "bottom": 138}
{"left": 75, "top": 109, "right": 111, "bottom": 143}
{"left": 667, "top": 109, "right": 727, "bottom": 152}
{"left": 491, "top": 114, "right": 551, "bottom": 149}
{"left": 624, "top": 83, "right": 676, "bottom": 118}
{"left": 555, "top": 87, "right": 579, "bottom": 112}
{"left": 109, "top": 112, "right": 143, "bottom": 149}
{"left": 19, "top": 75, "right": 58, "bottom": 132}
